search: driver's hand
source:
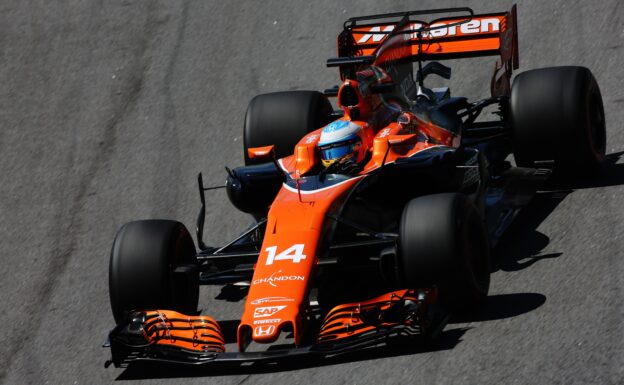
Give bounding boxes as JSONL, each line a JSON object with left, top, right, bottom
{"left": 325, "top": 156, "right": 362, "bottom": 176}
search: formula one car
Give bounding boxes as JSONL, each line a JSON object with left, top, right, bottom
{"left": 105, "top": 5, "right": 606, "bottom": 367}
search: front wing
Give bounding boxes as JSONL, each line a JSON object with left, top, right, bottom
{"left": 105, "top": 289, "right": 447, "bottom": 368}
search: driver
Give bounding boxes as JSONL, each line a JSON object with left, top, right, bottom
{"left": 317, "top": 62, "right": 466, "bottom": 176}
{"left": 318, "top": 65, "right": 415, "bottom": 174}
{"left": 317, "top": 119, "right": 367, "bottom": 175}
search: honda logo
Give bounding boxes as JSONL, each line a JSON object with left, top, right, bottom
{"left": 254, "top": 325, "right": 276, "bottom": 337}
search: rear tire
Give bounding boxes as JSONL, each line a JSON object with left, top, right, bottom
{"left": 511, "top": 66, "right": 606, "bottom": 172}
{"left": 243, "top": 91, "right": 334, "bottom": 165}
{"left": 399, "top": 193, "right": 490, "bottom": 312}
{"left": 109, "top": 220, "right": 199, "bottom": 324}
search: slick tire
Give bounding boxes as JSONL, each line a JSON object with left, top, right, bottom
{"left": 109, "top": 220, "right": 199, "bottom": 324}
{"left": 511, "top": 66, "right": 606, "bottom": 172}
{"left": 399, "top": 193, "right": 490, "bottom": 312}
{"left": 243, "top": 90, "right": 334, "bottom": 165}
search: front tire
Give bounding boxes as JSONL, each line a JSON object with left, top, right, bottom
{"left": 109, "top": 220, "right": 199, "bottom": 323}
{"left": 399, "top": 193, "right": 490, "bottom": 311}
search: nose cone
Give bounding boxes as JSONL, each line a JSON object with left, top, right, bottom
{"left": 237, "top": 176, "right": 364, "bottom": 351}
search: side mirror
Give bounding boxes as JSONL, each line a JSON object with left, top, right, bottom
{"left": 247, "top": 145, "right": 289, "bottom": 182}
{"left": 247, "top": 145, "right": 275, "bottom": 161}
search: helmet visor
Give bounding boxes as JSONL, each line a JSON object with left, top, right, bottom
{"left": 319, "top": 139, "right": 360, "bottom": 163}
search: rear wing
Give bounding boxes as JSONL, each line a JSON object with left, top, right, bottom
{"left": 329, "top": 6, "right": 519, "bottom": 81}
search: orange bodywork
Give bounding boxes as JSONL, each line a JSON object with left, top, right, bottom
{"left": 247, "top": 145, "right": 275, "bottom": 161}
{"left": 238, "top": 115, "right": 453, "bottom": 350}
{"left": 317, "top": 288, "right": 437, "bottom": 343}
{"left": 282, "top": 119, "right": 456, "bottom": 179}
{"left": 335, "top": 6, "right": 519, "bottom": 83}
{"left": 135, "top": 310, "right": 225, "bottom": 353}
{"left": 292, "top": 130, "right": 323, "bottom": 177}
{"left": 351, "top": 13, "right": 510, "bottom": 59}
{"left": 237, "top": 175, "right": 363, "bottom": 350}
{"left": 364, "top": 122, "right": 455, "bottom": 173}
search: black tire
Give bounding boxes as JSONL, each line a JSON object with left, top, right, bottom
{"left": 243, "top": 90, "right": 334, "bottom": 165}
{"left": 109, "top": 220, "right": 199, "bottom": 324}
{"left": 399, "top": 193, "right": 490, "bottom": 311}
{"left": 511, "top": 66, "right": 606, "bottom": 171}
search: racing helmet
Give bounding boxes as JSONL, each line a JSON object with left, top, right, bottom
{"left": 318, "top": 120, "right": 367, "bottom": 168}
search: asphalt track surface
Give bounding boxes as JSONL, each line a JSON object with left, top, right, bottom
{"left": 1, "top": 0, "right": 623, "bottom": 384}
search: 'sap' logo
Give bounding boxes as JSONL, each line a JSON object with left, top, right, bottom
{"left": 254, "top": 305, "right": 286, "bottom": 318}
{"left": 254, "top": 325, "right": 276, "bottom": 337}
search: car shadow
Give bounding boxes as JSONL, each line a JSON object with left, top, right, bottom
{"left": 215, "top": 284, "right": 248, "bottom": 302}
{"left": 449, "top": 293, "right": 546, "bottom": 324}
{"left": 217, "top": 319, "right": 240, "bottom": 344}
{"left": 114, "top": 327, "right": 469, "bottom": 380}
{"left": 492, "top": 190, "right": 568, "bottom": 273}
{"left": 492, "top": 151, "right": 624, "bottom": 273}
{"left": 545, "top": 151, "right": 624, "bottom": 190}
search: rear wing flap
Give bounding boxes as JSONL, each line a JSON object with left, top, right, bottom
{"left": 330, "top": 5, "right": 519, "bottom": 80}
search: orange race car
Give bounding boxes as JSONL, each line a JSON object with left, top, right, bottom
{"left": 105, "top": 5, "right": 606, "bottom": 367}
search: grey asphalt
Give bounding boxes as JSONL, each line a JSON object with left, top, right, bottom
{"left": 1, "top": 0, "right": 623, "bottom": 384}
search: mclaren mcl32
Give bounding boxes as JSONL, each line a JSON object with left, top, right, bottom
{"left": 105, "top": 5, "right": 605, "bottom": 367}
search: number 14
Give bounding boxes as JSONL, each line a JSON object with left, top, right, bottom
{"left": 265, "top": 244, "right": 307, "bottom": 265}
